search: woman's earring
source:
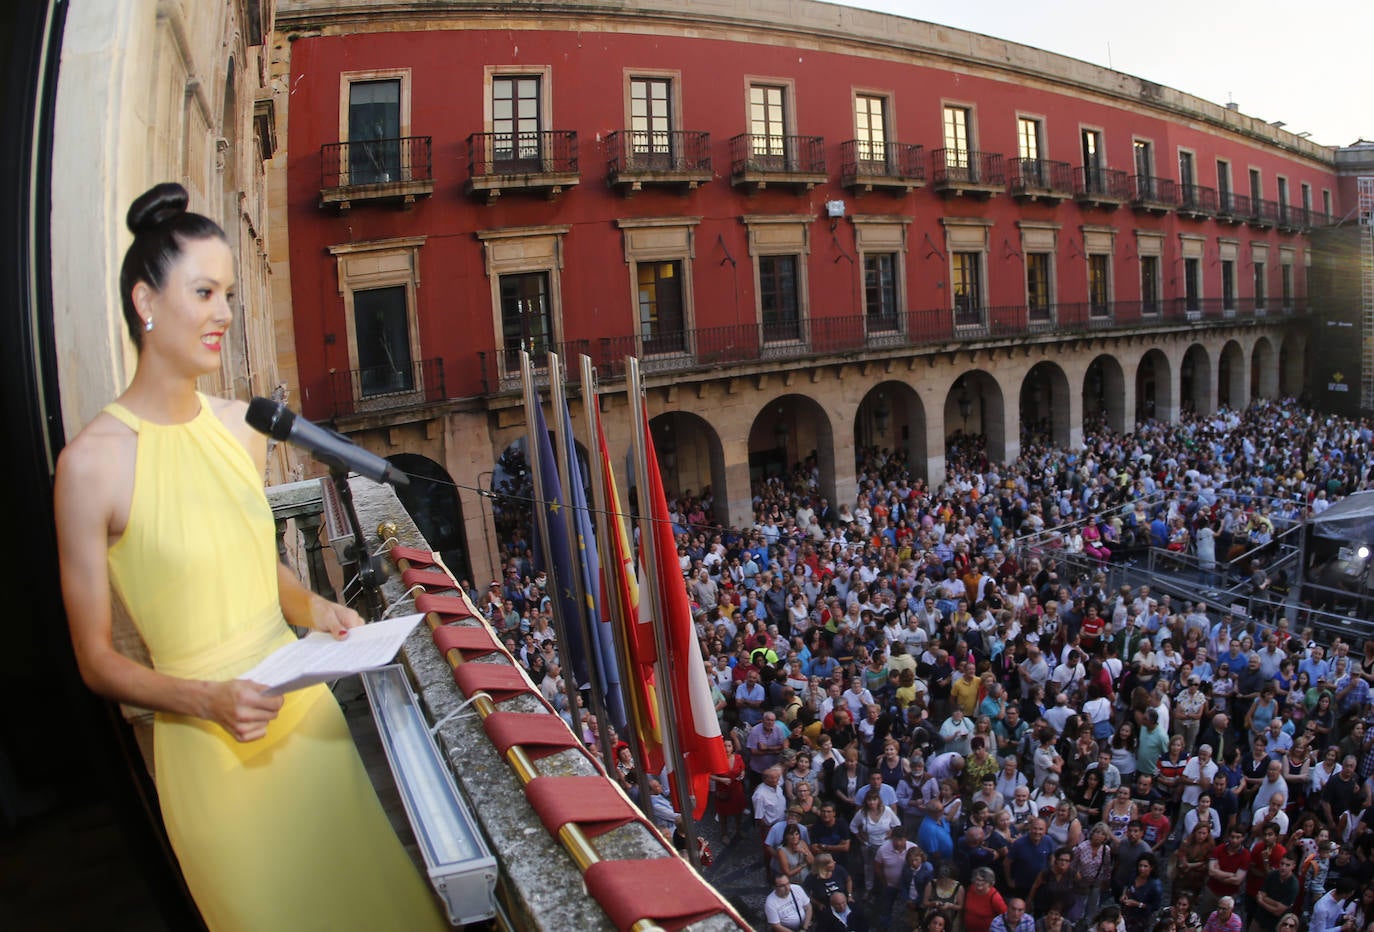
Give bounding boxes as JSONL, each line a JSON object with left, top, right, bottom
{"left": 144, "top": 318, "right": 154, "bottom": 332}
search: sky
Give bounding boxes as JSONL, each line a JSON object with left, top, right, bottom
{"left": 831, "top": 0, "right": 1373, "bottom": 149}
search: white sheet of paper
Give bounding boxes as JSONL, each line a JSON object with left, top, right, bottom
{"left": 241, "top": 613, "right": 425, "bottom": 695}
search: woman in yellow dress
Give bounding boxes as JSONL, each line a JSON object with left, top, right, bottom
{"left": 53, "top": 183, "right": 447, "bottom": 931}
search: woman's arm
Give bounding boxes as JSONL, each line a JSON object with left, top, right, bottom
{"left": 277, "top": 561, "right": 364, "bottom": 637}
{"left": 55, "top": 430, "right": 282, "bottom": 742}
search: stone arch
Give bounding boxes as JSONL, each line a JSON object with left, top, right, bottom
{"left": 1181, "top": 343, "right": 1213, "bottom": 415}
{"left": 855, "top": 380, "right": 928, "bottom": 482}
{"left": 1280, "top": 331, "right": 1306, "bottom": 398}
{"left": 1218, "top": 339, "right": 1246, "bottom": 409}
{"left": 1021, "top": 360, "right": 1072, "bottom": 448}
{"left": 748, "top": 394, "right": 836, "bottom": 507}
{"left": 945, "top": 369, "right": 1007, "bottom": 464}
{"left": 1135, "top": 348, "right": 1173, "bottom": 423}
{"left": 649, "top": 410, "right": 726, "bottom": 523}
{"left": 1251, "top": 336, "right": 1278, "bottom": 400}
{"left": 391, "top": 453, "right": 471, "bottom": 582}
{"left": 1083, "top": 354, "right": 1127, "bottom": 434}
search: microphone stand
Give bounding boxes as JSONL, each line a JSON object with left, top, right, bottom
{"left": 329, "top": 465, "right": 385, "bottom": 623}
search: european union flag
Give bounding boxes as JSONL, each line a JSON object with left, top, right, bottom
{"left": 530, "top": 400, "right": 594, "bottom": 697}
{"left": 559, "top": 400, "right": 627, "bottom": 731}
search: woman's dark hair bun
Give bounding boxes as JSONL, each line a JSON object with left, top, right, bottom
{"left": 126, "top": 182, "right": 190, "bottom": 235}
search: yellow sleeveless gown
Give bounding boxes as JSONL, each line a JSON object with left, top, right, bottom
{"left": 103, "top": 396, "right": 447, "bottom": 931}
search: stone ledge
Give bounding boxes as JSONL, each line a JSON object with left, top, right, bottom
{"left": 346, "top": 476, "right": 740, "bottom": 931}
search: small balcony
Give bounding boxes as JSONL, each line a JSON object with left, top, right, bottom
{"left": 1008, "top": 158, "right": 1074, "bottom": 203}
{"left": 1216, "top": 192, "right": 1249, "bottom": 225}
{"left": 1277, "top": 204, "right": 1305, "bottom": 233}
{"left": 328, "top": 357, "right": 446, "bottom": 419}
{"left": 839, "top": 140, "right": 925, "bottom": 194}
{"left": 466, "top": 131, "right": 579, "bottom": 202}
{"left": 930, "top": 149, "right": 1005, "bottom": 198}
{"left": 1131, "top": 175, "right": 1178, "bottom": 214}
{"left": 1249, "top": 198, "right": 1280, "bottom": 230}
{"left": 1073, "top": 167, "right": 1131, "bottom": 209}
{"left": 729, "top": 134, "right": 827, "bottom": 192}
{"left": 1176, "top": 184, "right": 1218, "bottom": 220}
{"left": 605, "top": 130, "right": 712, "bottom": 194}
{"left": 319, "top": 136, "right": 434, "bottom": 211}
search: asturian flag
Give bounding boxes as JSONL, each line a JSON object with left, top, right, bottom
{"left": 636, "top": 399, "right": 726, "bottom": 819}
{"left": 594, "top": 403, "right": 663, "bottom": 774}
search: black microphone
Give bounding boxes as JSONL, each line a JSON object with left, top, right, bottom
{"left": 246, "top": 397, "right": 409, "bottom": 487}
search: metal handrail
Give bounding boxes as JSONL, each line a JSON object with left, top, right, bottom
{"left": 605, "top": 129, "right": 711, "bottom": 174}
{"left": 1074, "top": 166, "right": 1132, "bottom": 200}
{"left": 321, "top": 135, "right": 433, "bottom": 189}
{"left": 475, "top": 297, "right": 1310, "bottom": 393}
{"left": 729, "top": 133, "right": 826, "bottom": 175}
{"left": 1131, "top": 175, "right": 1179, "bottom": 206}
{"left": 467, "top": 130, "right": 579, "bottom": 177}
{"left": 840, "top": 139, "right": 926, "bottom": 180}
{"left": 931, "top": 148, "right": 1007, "bottom": 186}
{"left": 1009, "top": 158, "right": 1073, "bottom": 195}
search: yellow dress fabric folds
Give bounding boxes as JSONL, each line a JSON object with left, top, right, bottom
{"left": 103, "top": 396, "right": 446, "bottom": 931}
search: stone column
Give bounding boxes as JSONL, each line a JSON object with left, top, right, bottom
{"left": 722, "top": 437, "right": 754, "bottom": 529}
{"left": 1065, "top": 382, "right": 1084, "bottom": 451}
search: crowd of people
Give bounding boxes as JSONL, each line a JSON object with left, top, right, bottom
{"left": 472, "top": 398, "right": 1374, "bottom": 932}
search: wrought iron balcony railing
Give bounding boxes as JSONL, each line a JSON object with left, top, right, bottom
{"left": 840, "top": 140, "right": 926, "bottom": 187}
{"left": 329, "top": 357, "right": 446, "bottom": 418}
{"left": 605, "top": 130, "right": 712, "bottom": 176}
{"left": 1250, "top": 198, "right": 1280, "bottom": 227}
{"left": 1131, "top": 175, "right": 1179, "bottom": 209}
{"left": 1217, "top": 191, "right": 1252, "bottom": 220}
{"left": 931, "top": 149, "right": 1006, "bottom": 188}
{"left": 321, "top": 136, "right": 434, "bottom": 189}
{"left": 1074, "top": 167, "right": 1132, "bottom": 203}
{"left": 478, "top": 339, "right": 594, "bottom": 393}
{"left": 729, "top": 133, "right": 827, "bottom": 177}
{"left": 1008, "top": 158, "right": 1073, "bottom": 197}
{"left": 1176, "top": 184, "right": 1218, "bottom": 216}
{"left": 476, "top": 298, "right": 1309, "bottom": 393}
{"left": 467, "top": 131, "right": 579, "bottom": 178}
{"left": 319, "top": 136, "right": 435, "bottom": 209}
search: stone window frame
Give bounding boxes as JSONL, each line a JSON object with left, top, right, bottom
{"left": 850, "top": 215, "right": 912, "bottom": 331}
{"left": 474, "top": 225, "right": 571, "bottom": 382}
{"left": 616, "top": 217, "right": 701, "bottom": 358}
{"left": 326, "top": 235, "right": 427, "bottom": 409}
{"left": 742, "top": 214, "right": 811, "bottom": 345}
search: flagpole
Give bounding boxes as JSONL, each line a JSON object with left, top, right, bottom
{"left": 626, "top": 356, "right": 702, "bottom": 869}
{"left": 580, "top": 354, "right": 656, "bottom": 816}
{"left": 548, "top": 352, "right": 618, "bottom": 776}
{"left": 519, "top": 352, "right": 583, "bottom": 744}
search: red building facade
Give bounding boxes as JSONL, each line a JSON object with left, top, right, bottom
{"left": 273, "top": 0, "right": 1340, "bottom": 583}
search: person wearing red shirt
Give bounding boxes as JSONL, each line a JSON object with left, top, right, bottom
{"left": 1080, "top": 610, "right": 1106, "bottom": 654}
{"left": 1139, "top": 799, "right": 1173, "bottom": 853}
{"left": 1243, "top": 824, "right": 1286, "bottom": 920}
{"left": 1200, "top": 828, "right": 1252, "bottom": 918}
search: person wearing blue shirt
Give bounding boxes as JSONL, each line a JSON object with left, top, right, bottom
{"left": 809, "top": 652, "right": 840, "bottom": 681}
{"left": 1298, "top": 647, "right": 1332, "bottom": 686}
{"left": 854, "top": 771, "right": 899, "bottom": 810}
{"left": 1004, "top": 817, "right": 1055, "bottom": 899}
{"left": 916, "top": 799, "right": 954, "bottom": 862}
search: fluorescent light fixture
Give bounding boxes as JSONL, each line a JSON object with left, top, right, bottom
{"left": 362, "top": 665, "right": 497, "bottom": 925}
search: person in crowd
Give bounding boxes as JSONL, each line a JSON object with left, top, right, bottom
{"left": 765, "top": 870, "right": 814, "bottom": 932}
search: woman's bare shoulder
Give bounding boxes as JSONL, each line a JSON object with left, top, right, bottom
{"left": 58, "top": 411, "right": 135, "bottom": 472}
{"left": 54, "top": 411, "right": 135, "bottom": 519}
